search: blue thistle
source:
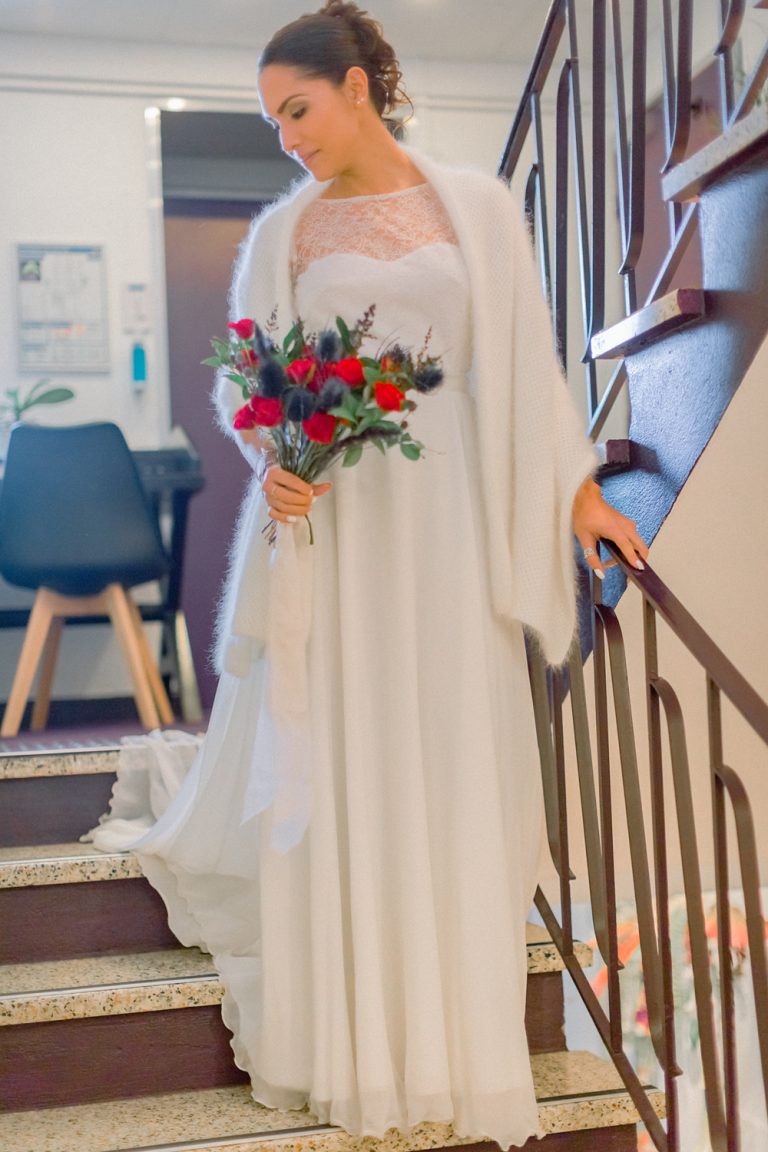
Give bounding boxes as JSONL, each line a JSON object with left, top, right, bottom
{"left": 413, "top": 363, "right": 444, "bottom": 393}
{"left": 253, "top": 325, "right": 274, "bottom": 359}
{"left": 258, "top": 360, "right": 288, "bottom": 398}
{"left": 285, "top": 388, "right": 318, "bottom": 422}
{"left": 317, "top": 329, "right": 342, "bottom": 362}
{"left": 317, "top": 376, "right": 347, "bottom": 412}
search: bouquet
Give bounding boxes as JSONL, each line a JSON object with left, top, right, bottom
{"left": 204, "top": 306, "right": 444, "bottom": 543}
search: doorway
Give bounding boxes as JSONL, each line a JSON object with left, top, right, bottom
{"left": 161, "top": 111, "right": 298, "bottom": 706}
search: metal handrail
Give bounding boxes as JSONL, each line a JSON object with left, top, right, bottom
{"left": 528, "top": 548, "right": 768, "bottom": 1151}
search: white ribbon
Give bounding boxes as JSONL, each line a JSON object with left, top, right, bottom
{"left": 241, "top": 519, "right": 314, "bottom": 851}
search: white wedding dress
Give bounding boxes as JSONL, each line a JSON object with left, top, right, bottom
{"left": 130, "top": 184, "right": 545, "bottom": 1148}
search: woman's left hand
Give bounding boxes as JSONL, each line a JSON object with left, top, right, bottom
{"left": 572, "top": 477, "right": 649, "bottom": 580}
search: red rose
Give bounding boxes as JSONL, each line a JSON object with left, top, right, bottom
{"left": 330, "top": 358, "right": 366, "bottom": 388}
{"left": 238, "top": 348, "right": 259, "bottom": 368}
{"left": 303, "top": 411, "right": 337, "bottom": 443}
{"left": 287, "top": 357, "right": 318, "bottom": 389}
{"left": 249, "top": 395, "right": 283, "bottom": 427}
{"left": 233, "top": 403, "right": 256, "bottom": 430}
{"left": 374, "top": 380, "right": 404, "bottom": 411}
{"left": 228, "top": 318, "right": 255, "bottom": 340}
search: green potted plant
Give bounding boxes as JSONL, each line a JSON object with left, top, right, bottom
{"left": 1, "top": 378, "right": 75, "bottom": 459}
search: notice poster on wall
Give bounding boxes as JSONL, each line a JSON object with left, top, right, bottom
{"left": 16, "top": 244, "right": 110, "bottom": 373}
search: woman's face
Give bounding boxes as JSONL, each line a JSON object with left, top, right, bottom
{"left": 258, "top": 64, "right": 366, "bottom": 181}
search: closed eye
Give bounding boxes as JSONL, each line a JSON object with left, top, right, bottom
{"left": 291, "top": 108, "right": 306, "bottom": 121}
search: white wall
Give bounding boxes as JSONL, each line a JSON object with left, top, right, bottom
{"left": 0, "top": 32, "right": 538, "bottom": 701}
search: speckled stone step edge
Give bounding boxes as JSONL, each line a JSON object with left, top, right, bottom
{"left": 0, "top": 927, "right": 592, "bottom": 1027}
{"left": 0, "top": 971, "right": 222, "bottom": 1026}
{"left": 0, "top": 747, "right": 119, "bottom": 780}
{"left": 0, "top": 842, "right": 142, "bottom": 887}
{"left": 0, "top": 1053, "right": 665, "bottom": 1152}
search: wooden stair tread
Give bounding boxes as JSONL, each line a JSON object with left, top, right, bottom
{"left": 0, "top": 1051, "right": 664, "bottom": 1152}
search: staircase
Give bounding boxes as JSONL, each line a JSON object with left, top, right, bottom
{"left": 0, "top": 745, "right": 663, "bottom": 1151}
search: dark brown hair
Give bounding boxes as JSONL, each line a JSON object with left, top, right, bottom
{"left": 259, "top": 1, "right": 412, "bottom": 124}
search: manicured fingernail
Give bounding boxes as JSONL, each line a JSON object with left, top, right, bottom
{"left": 635, "top": 559, "right": 645, "bottom": 570}
{"left": 286, "top": 515, "right": 297, "bottom": 524}
{"left": 594, "top": 569, "right": 605, "bottom": 581}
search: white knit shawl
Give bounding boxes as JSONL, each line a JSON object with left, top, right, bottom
{"left": 214, "top": 147, "right": 598, "bottom": 669}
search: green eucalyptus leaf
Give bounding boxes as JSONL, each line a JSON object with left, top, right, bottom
{"left": 400, "top": 441, "right": 422, "bottom": 461}
{"left": 226, "top": 372, "right": 250, "bottom": 389}
{"left": 342, "top": 442, "right": 363, "bottom": 468}
{"left": 336, "top": 316, "right": 353, "bottom": 354}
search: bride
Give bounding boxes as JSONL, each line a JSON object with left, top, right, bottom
{"left": 101, "top": 2, "right": 647, "bottom": 1147}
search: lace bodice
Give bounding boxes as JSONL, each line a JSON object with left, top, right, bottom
{"left": 292, "top": 182, "right": 458, "bottom": 280}
{"left": 292, "top": 183, "right": 471, "bottom": 386}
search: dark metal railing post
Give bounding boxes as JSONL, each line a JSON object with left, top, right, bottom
{"left": 644, "top": 601, "right": 680, "bottom": 1149}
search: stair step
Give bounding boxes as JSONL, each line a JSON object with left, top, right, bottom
{"left": 0, "top": 926, "right": 591, "bottom": 1109}
{"left": 0, "top": 930, "right": 590, "bottom": 1026}
{"left": 0, "top": 948, "right": 220, "bottom": 1024}
{"left": 662, "top": 99, "right": 768, "bottom": 202}
{"left": 0, "top": 846, "right": 177, "bottom": 963}
{"left": 0, "top": 842, "right": 142, "bottom": 888}
{"left": 0, "top": 1050, "right": 664, "bottom": 1152}
{"left": 0, "top": 747, "right": 120, "bottom": 779}
{"left": 589, "top": 288, "right": 705, "bottom": 359}
{"left": 0, "top": 841, "right": 591, "bottom": 969}
{"left": 0, "top": 750, "right": 119, "bottom": 847}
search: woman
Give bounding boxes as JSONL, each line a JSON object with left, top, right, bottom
{"left": 135, "top": 2, "right": 647, "bottom": 1147}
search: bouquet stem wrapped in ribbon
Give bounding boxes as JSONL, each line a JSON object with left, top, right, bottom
{"left": 205, "top": 306, "right": 444, "bottom": 543}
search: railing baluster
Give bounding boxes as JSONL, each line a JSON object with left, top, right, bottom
{"left": 644, "top": 601, "right": 681, "bottom": 1147}
{"left": 716, "top": 758, "right": 768, "bottom": 1123}
{"left": 568, "top": 643, "right": 612, "bottom": 966}
{"left": 528, "top": 645, "right": 570, "bottom": 881}
{"left": 709, "top": 679, "right": 739, "bottom": 1151}
{"left": 652, "top": 677, "right": 728, "bottom": 1152}
{"left": 716, "top": 0, "right": 744, "bottom": 127}
{"left": 592, "top": 578, "right": 624, "bottom": 1053}
{"left": 552, "top": 665, "right": 573, "bottom": 955}
{"left": 597, "top": 604, "right": 667, "bottom": 1069}
{"left": 554, "top": 61, "right": 571, "bottom": 365}
{"left": 589, "top": 0, "right": 607, "bottom": 358}
{"left": 531, "top": 92, "right": 553, "bottom": 302}
{"left": 618, "top": 0, "right": 648, "bottom": 295}
{"left": 610, "top": 0, "right": 634, "bottom": 313}
{"left": 663, "top": 0, "right": 694, "bottom": 171}
{"left": 730, "top": 38, "right": 768, "bottom": 123}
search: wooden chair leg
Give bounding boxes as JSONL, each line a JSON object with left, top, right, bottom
{"left": 1, "top": 590, "right": 56, "bottom": 738}
{"left": 125, "top": 593, "right": 174, "bottom": 725}
{"left": 105, "top": 585, "right": 161, "bottom": 730}
{"left": 30, "top": 616, "right": 64, "bottom": 731}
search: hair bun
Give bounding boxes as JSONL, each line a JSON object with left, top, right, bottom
{"left": 260, "top": 2, "right": 412, "bottom": 125}
{"left": 318, "top": 0, "right": 408, "bottom": 119}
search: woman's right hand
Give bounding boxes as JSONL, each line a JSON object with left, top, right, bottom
{"left": 262, "top": 465, "right": 332, "bottom": 524}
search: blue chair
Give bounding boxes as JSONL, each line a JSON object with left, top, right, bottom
{"left": 0, "top": 422, "right": 174, "bottom": 736}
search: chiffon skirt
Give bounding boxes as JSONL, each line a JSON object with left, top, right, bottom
{"left": 134, "top": 390, "right": 546, "bottom": 1148}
